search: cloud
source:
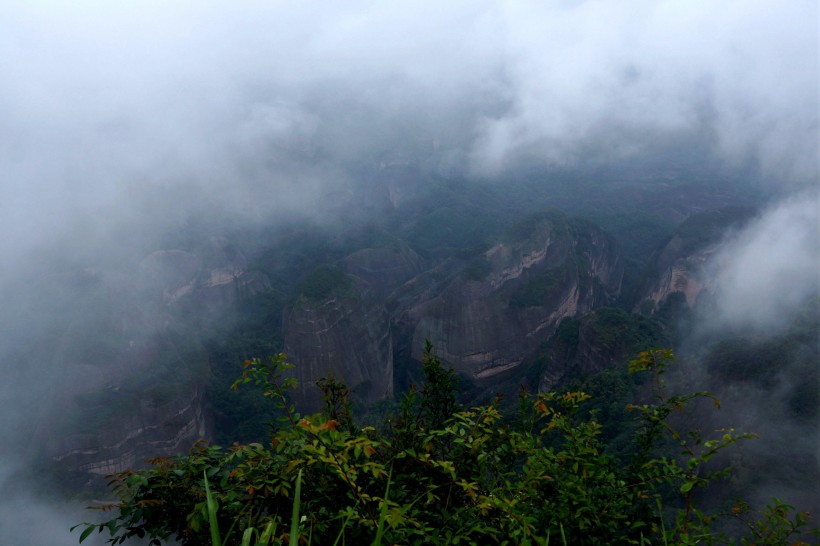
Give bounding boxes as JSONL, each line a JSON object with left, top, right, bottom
{"left": 471, "top": 1, "right": 819, "bottom": 177}
{"left": 1, "top": 1, "right": 816, "bottom": 256}
{"left": 681, "top": 189, "right": 820, "bottom": 517}
{"left": 709, "top": 190, "right": 819, "bottom": 332}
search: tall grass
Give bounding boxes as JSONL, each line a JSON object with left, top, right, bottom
{"left": 203, "top": 471, "right": 298, "bottom": 546}
{"left": 289, "top": 470, "right": 302, "bottom": 545}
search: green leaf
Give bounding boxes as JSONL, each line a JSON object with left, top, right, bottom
{"left": 290, "top": 469, "right": 303, "bottom": 545}
{"left": 78, "top": 525, "right": 96, "bottom": 543}
{"left": 203, "top": 470, "right": 222, "bottom": 546}
{"left": 259, "top": 521, "right": 277, "bottom": 545}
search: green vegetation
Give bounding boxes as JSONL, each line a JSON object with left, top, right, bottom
{"left": 509, "top": 267, "right": 568, "bottom": 308}
{"left": 502, "top": 210, "right": 568, "bottom": 245}
{"left": 583, "top": 308, "right": 666, "bottom": 355}
{"left": 75, "top": 348, "right": 816, "bottom": 545}
{"left": 673, "top": 208, "right": 755, "bottom": 255}
{"left": 298, "top": 265, "right": 355, "bottom": 301}
{"left": 530, "top": 309, "right": 667, "bottom": 385}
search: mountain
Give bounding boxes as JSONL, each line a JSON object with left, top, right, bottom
{"left": 393, "top": 211, "right": 622, "bottom": 380}
{"left": 29, "top": 239, "right": 269, "bottom": 483}
{"left": 13, "top": 172, "right": 793, "bottom": 498}
{"left": 283, "top": 275, "right": 394, "bottom": 410}
{"left": 634, "top": 207, "right": 756, "bottom": 315}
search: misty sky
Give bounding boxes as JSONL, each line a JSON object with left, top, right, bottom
{"left": 1, "top": 1, "right": 817, "bottom": 269}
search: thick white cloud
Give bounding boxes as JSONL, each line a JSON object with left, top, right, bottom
{"left": 471, "top": 1, "right": 818, "bottom": 175}
{"left": 1, "top": 1, "right": 816, "bottom": 241}
{"left": 0, "top": 1, "right": 815, "bottom": 337}
{"left": 710, "top": 190, "right": 819, "bottom": 331}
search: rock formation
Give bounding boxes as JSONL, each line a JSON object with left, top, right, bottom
{"left": 33, "top": 237, "right": 270, "bottom": 481}
{"left": 635, "top": 207, "right": 754, "bottom": 314}
{"left": 283, "top": 279, "right": 393, "bottom": 410}
{"left": 394, "top": 212, "right": 623, "bottom": 379}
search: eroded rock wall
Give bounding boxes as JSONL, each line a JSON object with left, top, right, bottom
{"left": 395, "top": 213, "right": 623, "bottom": 379}
{"left": 31, "top": 236, "right": 270, "bottom": 483}
{"left": 283, "top": 292, "right": 393, "bottom": 410}
{"left": 634, "top": 208, "right": 755, "bottom": 314}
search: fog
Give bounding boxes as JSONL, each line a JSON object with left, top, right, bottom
{"left": 0, "top": 1, "right": 817, "bottom": 543}
{"left": 2, "top": 1, "right": 816, "bottom": 263}
{"left": 710, "top": 190, "right": 819, "bottom": 333}
{"left": 675, "top": 190, "right": 819, "bottom": 518}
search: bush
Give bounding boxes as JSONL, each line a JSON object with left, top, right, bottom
{"left": 75, "top": 349, "right": 817, "bottom": 545}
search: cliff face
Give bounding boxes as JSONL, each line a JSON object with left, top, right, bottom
{"left": 634, "top": 235, "right": 714, "bottom": 313}
{"left": 47, "top": 377, "right": 209, "bottom": 477}
{"left": 342, "top": 241, "right": 426, "bottom": 297}
{"left": 34, "top": 237, "right": 270, "bottom": 479}
{"left": 139, "top": 237, "right": 271, "bottom": 311}
{"left": 536, "top": 309, "right": 666, "bottom": 392}
{"left": 279, "top": 214, "right": 621, "bottom": 400}
{"left": 278, "top": 242, "right": 423, "bottom": 409}
{"left": 33, "top": 277, "right": 212, "bottom": 478}
{"left": 283, "top": 285, "right": 393, "bottom": 410}
{"left": 395, "top": 213, "right": 623, "bottom": 379}
{"left": 635, "top": 208, "right": 754, "bottom": 314}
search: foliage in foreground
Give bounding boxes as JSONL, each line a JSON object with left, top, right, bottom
{"left": 74, "top": 347, "right": 817, "bottom": 545}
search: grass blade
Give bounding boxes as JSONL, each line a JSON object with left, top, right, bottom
{"left": 259, "top": 520, "right": 277, "bottom": 545}
{"left": 290, "top": 469, "right": 303, "bottom": 545}
{"left": 203, "top": 471, "right": 222, "bottom": 546}
{"left": 332, "top": 503, "right": 358, "bottom": 546}
{"left": 241, "top": 527, "right": 255, "bottom": 546}
{"left": 372, "top": 466, "right": 393, "bottom": 546}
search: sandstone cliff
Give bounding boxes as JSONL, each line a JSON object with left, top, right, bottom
{"left": 635, "top": 208, "right": 754, "bottom": 315}
{"left": 33, "top": 237, "right": 270, "bottom": 481}
{"left": 282, "top": 277, "right": 393, "bottom": 410}
{"left": 342, "top": 241, "right": 426, "bottom": 297}
{"left": 393, "top": 212, "right": 623, "bottom": 380}
{"left": 536, "top": 308, "right": 666, "bottom": 392}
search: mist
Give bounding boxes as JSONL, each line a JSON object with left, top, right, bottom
{"left": 2, "top": 1, "right": 816, "bottom": 259}
{"left": 672, "top": 191, "right": 820, "bottom": 518}
{"left": 0, "top": 1, "right": 817, "bottom": 543}
{"left": 710, "top": 190, "right": 819, "bottom": 333}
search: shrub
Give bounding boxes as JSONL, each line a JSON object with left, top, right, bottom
{"left": 74, "top": 349, "right": 817, "bottom": 545}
